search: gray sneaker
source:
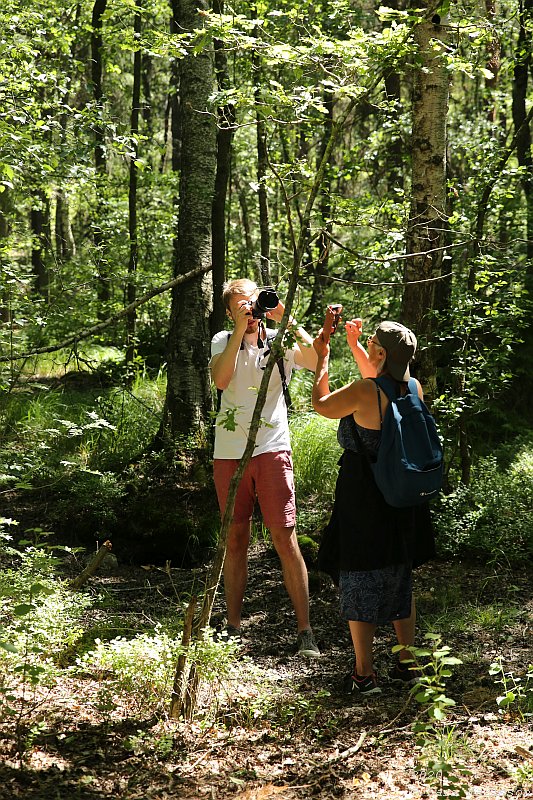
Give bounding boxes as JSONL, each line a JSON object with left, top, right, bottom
{"left": 215, "top": 625, "right": 242, "bottom": 643}
{"left": 296, "top": 629, "right": 321, "bottom": 658}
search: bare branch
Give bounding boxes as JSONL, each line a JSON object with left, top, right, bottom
{"left": 0, "top": 265, "right": 212, "bottom": 364}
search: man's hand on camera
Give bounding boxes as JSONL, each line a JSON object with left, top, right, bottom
{"left": 266, "top": 300, "right": 284, "bottom": 325}
{"left": 234, "top": 300, "right": 254, "bottom": 336}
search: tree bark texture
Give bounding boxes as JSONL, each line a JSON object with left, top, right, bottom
{"left": 55, "top": 190, "right": 76, "bottom": 262}
{"left": 31, "top": 191, "right": 51, "bottom": 300}
{"left": 251, "top": 5, "right": 271, "bottom": 285}
{"left": 169, "top": 0, "right": 182, "bottom": 174}
{"left": 165, "top": 0, "right": 216, "bottom": 438}
{"left": 512, "top": 0, "right": 533, "bottom": 264}
{"left": 210, "top": 0, "right": 236, "bottom": 338}
{"left": 126, "top": 0, "right": 142, "bottom": 363}
{"left": 0, "top": 188, "right": 12, "bottom": 322}
{"left": 91, "top": 0, "right": 110, "bottom": 308}
{"left": 401, "top": 15, "right": 449, "bottom": 391}
{"left": 306, "top": 90, "right": 334, "bottom": 319}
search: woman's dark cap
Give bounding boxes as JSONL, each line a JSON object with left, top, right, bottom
{"left": 375, "top": 321, "right": 417, "bottom": 381}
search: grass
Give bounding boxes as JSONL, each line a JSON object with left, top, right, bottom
{"left": 290, "top": 412, "right": 340, "bottom": 531}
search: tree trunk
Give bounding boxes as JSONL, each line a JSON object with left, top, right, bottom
{"left": 401, "top": 12, "right": 449, "bottom": 394}
{"left": 126, "top": 0, "right": 142, "bottom": 364}
{"left": 382, "top": 0, "right": 405, "bottom": 192}
{"left": 31, "top": 191, "right": 51, "bottom": 301}
{"left": 54, "top": 4, "right": 80, "bottom": 266}
{"left": 169, "top": 3, "right": 182, "bottom": 175}
{"left": 512, "top": 0, "right": 533, "bottom": 265}
{"left": 164, "top": 0, "right": 216, "bottom": 439}
{"left": 210, "top": 0, "right": 236, "bottom": 338}
{"left": 91, "top": 0, "right": 110, "bottom": 309}
{"left": 141, "top": 52, "right": 153, "bottom": 139}
{"left": 251, "top": 5, "right": 270, "bottom": 285}
{"left": 306, "top": 90, "right": 334, "bottom": 319}
{"left": 484, "top": 0, "right": 500, "bottom": 123}
{"left": 55, "top": 190, "right": 76, "bottom": 262}
{"left": 0, "top": 188, "right": 12, "bottom": 323}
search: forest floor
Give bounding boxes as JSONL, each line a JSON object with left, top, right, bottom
{"left": 0, "top": 543, "right": 531, "bottom": 800}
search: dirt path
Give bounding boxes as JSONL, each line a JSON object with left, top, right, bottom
{"left": 0, "top": 544, "right": 531, "bottom": 799}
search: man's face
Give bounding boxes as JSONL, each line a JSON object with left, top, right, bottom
{"left": 228, "top": 293, "right": 259, "bottom": 332}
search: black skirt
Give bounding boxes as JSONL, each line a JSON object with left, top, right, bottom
{"left": 319, "top": 449, "right": 436, "bottom": 577}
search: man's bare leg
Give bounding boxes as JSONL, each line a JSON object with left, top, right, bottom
{"left": 223, "top": 520, "right": 251, "bottom": 629}
{"left": 270, "top": 525, "right": 311, "bottom": 632}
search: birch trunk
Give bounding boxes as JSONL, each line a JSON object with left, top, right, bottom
{"left": 401, "top": 14, "right": 449, "bottom": 392}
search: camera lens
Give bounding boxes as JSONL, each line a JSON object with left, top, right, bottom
{"left": 252, "top": 288, "right": 279, "bottom": 318}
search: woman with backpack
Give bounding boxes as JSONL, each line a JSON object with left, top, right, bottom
{"left": 312, "top": 318, "right": 436, "bottom": 695}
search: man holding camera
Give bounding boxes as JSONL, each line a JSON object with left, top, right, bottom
{"left": 210, "top": 278, "right": 320, "bottom": 657}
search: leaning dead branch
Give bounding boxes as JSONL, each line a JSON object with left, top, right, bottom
{"left": 69, "top": 540, "right": 114, "bottom": 590}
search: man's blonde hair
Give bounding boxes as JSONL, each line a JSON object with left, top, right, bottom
{"left": 222, "top": 278, "right": 257, "bottom": 310}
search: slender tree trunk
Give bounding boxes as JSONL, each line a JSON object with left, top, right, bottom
{"left": 55, "top": 190, "right": 76, "bottom": 262}
{"left": 164, "top": 0, "right": 216, "bottom": 439}
{"left": 0, "top": 188, "right": 12, "bottom": 323}
{"left": 512, "top": 0, "right": 533, "bottom": 264}
{"left": 54, "top": 4, "right": 81, "bottom": 266}
{"left": 384, "top": 69, "right": 404, "bottom": 192}
{"left": 484, "top": 0, "right": 501, "bottom": 123}
{"left": 234, "top": 173, "right": 253, "bottom": 272}
{"left": 126, "top": 0, "right": 142, "bottom": 364}
{"left": 306, "top": 90, "right": 334, "bottom": 319}
{"left": 382, "top": 0, "right": 405, "bottom": 192}
{"left": 210, "top": 0, "right": 236, "bottom": 338}
{"left": 141, "top": 52, "right": 153, "bottom": 138}
{"left": 169, "top": 2, "right": 182, "bottom": 176}
{"left": 31, "top": 191, "right": 51, "bottom": 301}
{"left": 251, "top": 5, "right": 270, "bottom": 285}
{"left": 91, "top": 0, "right": 110, "bottom": 310}
{"left": 401, "top": 12, "right": 449, "bottom": 394}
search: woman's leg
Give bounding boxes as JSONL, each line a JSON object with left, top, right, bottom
{"left": 348, "top": 619, "right": 377, "bottom": 676}
{"left": 392, "top": 595, "right": 416, "bottom": 662}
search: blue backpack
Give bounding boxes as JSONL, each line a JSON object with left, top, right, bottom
{"left": 364, "top": 377, "right": 443, "bottom": 508}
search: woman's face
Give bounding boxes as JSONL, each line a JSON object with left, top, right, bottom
{"left": 367, "top": 334, "right": 385, "bottom": 368}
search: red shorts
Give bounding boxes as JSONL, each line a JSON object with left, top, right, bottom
{"left": 213, "top": 450, "right": 296, "bottom": 529}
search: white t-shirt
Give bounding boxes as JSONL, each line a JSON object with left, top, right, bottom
{"left": 210, "top": 330, "right": 300, "bottom": 459}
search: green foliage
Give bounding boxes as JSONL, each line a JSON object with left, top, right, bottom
{"left": 489, "top": 659, "right": 533, "bottom": 721}
{"left": 395, "top": 633, "right": 471, "bottom": 800}
{"left": 432, "top": 445, "right": 533, "bottom": 565}
{"left": 0, "top": 519, "right": 92, "bottom": 757}
{"left": 76, "top": 624, "right": 241, "bottom": 716}
{"left": 0, "top": 524, "right": 91, "bottom": 672}
{"left": 290, "top": 413, "right": 340, "bottom": 530}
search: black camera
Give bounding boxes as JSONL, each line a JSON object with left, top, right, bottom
{"left": 252, "top": 287, "right": 279, "bottom": 319}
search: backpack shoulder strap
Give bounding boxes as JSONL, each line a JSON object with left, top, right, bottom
{"left": 215, "top": 333, "right": 233, "bottom": 412}
{"left": 372, "top": 375, "right": 397, "bottom": 401}
{"left": 407, "top": 378, "right": 418, "bottom": 396}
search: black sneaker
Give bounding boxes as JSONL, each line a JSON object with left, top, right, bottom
{"left": 344, "top": 669, "right": 381, "bottom": 695}
{"left": 389, "top": 660, "right": 421, "bottom": 685}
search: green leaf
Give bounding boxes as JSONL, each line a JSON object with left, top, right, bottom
{"left": 0, "top": 640, "right": 18, "bottom": 653}
{"left": 13, "top": 603, "right": 34, "bottom": 616}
